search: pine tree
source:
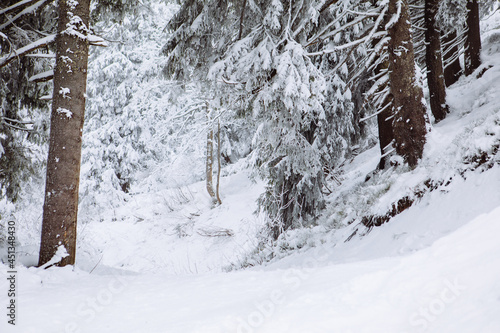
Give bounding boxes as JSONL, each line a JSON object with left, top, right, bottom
{"left": 442, "top": 29, "right": 462, "bottom": 86}
{"left": 388, "top": 0, "right": 427, "bottom": 167}
{"left": 424, "top": 0, "right": 449, "bottom": 122}
{"left": 464, "top": 0, "right": 481, "bottom": 75}
{"left": 164, "top": 1, "right": 332, "bottom": 238}
{"left": 0, "top": 0, "right": 56, "bottom": 202}
{"left": 38, "top": 0, "right": 91, "bottom": 267}
{"left": 307, "top": 0, "right": 428, "bottom": 168}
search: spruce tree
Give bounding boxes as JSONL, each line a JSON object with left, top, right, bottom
{"left": 38, "top": 0, "right": 91, "bottom": 267}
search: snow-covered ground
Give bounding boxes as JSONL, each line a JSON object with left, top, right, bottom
{"left": 2, "top": 8, "right": 500, "bottom": 333}
{"left": 3, "top": 203, "right": 500, "bottom": 333}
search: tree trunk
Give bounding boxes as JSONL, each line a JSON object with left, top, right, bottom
{"left": 215, "top": 119, "right": 222, "bottom": 205}
{"left": 206, "top": 104, "right": 216, "bottom": 201}
{"left": 464, "top": 0, "right": 481, "bottom": 76}
{"left": 387, "top": 0, "right": 427, "bottom": 168}
{"left": 377, "top": 103, "right": 395, "bottom": 170}
{"left": 424, "top": 0, "right": 449, "bottom": 122}
{"left": 38, "top": 0, "right": 90, "bottom": 267}
{"left": 442, "top": 30, "right": 462, "bottom": 86}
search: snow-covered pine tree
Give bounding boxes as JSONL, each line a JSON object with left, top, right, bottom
{"left": 437, "top": 0, "right": 498, "bottom": 82}
{"left": 409, "top": 0, "right": 449, "bottom": 122}
{"left": 306, "top": 0, "right": 428, "bottom": 168}
{"left": 311, "top": 0, "right": 374, "bottom": 171}
{"left": 210, "top": 1, "right": 332, "bottom": 239}
{"left": 436, "top": 0, "right": 467, "bottom": 86}
{"left": 164, "top": 1, "right": 340, "bottom": 238}
{"left": 80, "top": 1, "right": 183, "bottom": 217}
{"left": 0, "top": 0, "right": 56, "bottom": 202}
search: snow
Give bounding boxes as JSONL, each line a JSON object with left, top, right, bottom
{"left": 28, "top": 69, "right": 54, "bottom": 82}
{"left": 57, "top": 107, "right": 73, "bottom": 119}
{"left": 59, "top": 87, "right": 71, "bottom": 98}
{"left": 38, "top": 245, "right": 69, "bottom": 269}
{"left": 2, "top": 203, "right": 500, "bottom": 332}
{"left": 2, "top": 4, "right": 500, "bottom": 333}
{"left": 0, "top": 34, "right": 55, "bottom": 66}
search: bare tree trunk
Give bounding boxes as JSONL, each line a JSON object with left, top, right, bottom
{"left": 377, "top": 103, "right": 395, "bottom": 170}
{"left": 424, "top": 0, "right": 449, "bottom": 122}
{"left": 388, "top": 0, "right": 427, "bottom": 168}
{"left": 442, "top": 30, "right": 462, "bottom": 86}
{"left": 205, "top": 104, "right": 216, "bottom": 201}
{"left": 215, "top": 119, "right": 222, "bottom": 205}
{"left": 238, "top": 0, "right": 247, "bottom": 40}
{"left": 464, "top": 0, "right": 481, "bottom": 76}
{"left": 38, "top": 0, "right": 90, "bottom": 267}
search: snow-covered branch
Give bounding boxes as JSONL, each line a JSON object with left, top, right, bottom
{"left": 0, "top": 0, "right": 38, "bottom": 16}
{"left": 306, "top": 31, "right": 386, "bottom": 57}
{"left": 385, "top": 0, "right": 402, "bottom": 30}
{"left": 0, "top": 34, "right": 55, "bottom": 68}
{"left": 0, "top": 0, "right": 49, "bottom": 31}
{"left": 28, "top": 69, "right": 54, "bottom": 83}
{"left": 306, "top": 15, "right": 373, "bottom": 47}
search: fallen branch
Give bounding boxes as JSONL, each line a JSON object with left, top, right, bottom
{"left": 197, "top": 226, "right": 234, "bottom": 237}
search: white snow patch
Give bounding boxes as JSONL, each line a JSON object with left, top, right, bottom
{"left": 57, "top": 107, "right": 73, "bottom": 119}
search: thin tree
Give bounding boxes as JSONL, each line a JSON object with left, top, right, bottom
{"left": 205, "top": 103, "right": 216, "bottom": 202}
{"left": 424, "top": 0, "right": 449, "bottom": 122}
{"left": 215, "top": 119, "right": 222, "bottom": 205}
{"left": 388, "top": 0, "right": 427, "bottom": 167}
{"left": 464, "top": 0, "right": 481, "bottom": 76}
{"left": 442, "top": 29, "right": 463, "bottom": 86}
{"left": 38, "top": 0, "right": 91, "bottom": 267}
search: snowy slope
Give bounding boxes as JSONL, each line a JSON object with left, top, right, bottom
{"left": 1, "top": 202, "right": 499, "bottom": 333}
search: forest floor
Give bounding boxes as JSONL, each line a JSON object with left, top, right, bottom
{"left": 2, "top": 10, "right": 500, "bottom": 333}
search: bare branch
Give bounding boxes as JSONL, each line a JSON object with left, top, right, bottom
{"left": 238, "top": 0, "right": 247, "bottom": 40}
{"left": 1, "top": 116, "right": 33, "bottom": 125}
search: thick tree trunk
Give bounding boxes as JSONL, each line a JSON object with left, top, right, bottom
{"left": 424, "top": 0, "right": 449, "bottom": 122}
{"left": 38, "top": 0, "right": 90, "bottom": 267}
{"left": 387, "top": 0, "right": 427, "bottom": 168}
{"left": 464, "top": 0, "right": 481, "bottom": 76}
{"left": 442, "top": 30, "right": 462, "bottom": 86}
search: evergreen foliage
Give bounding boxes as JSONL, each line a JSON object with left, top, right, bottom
{"left": 0, "top": 0, "right": 56, "bottom": 202}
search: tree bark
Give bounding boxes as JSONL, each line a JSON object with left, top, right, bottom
{"left": 38, "top": 0, "right": 90, "bottom": 267}
{"left": 377, "top": 102, "right": 394, "bottom": 170}
{"left": 206, "top": 104, "right": 216, "bottom": 201}
{"left": 387, "top": 0, "right": 427, "bottom": 168}
{"left": 424, "top": 0, "right": 449, "bottom": 122}
{"left": 442, "top": 30, "right": 462, "bottom": 86}
{"left": 464, "top": 0, "right": 481, "bottom": 76}
{"left": 215, "top": 119, "right": 222, "bottom": 205}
